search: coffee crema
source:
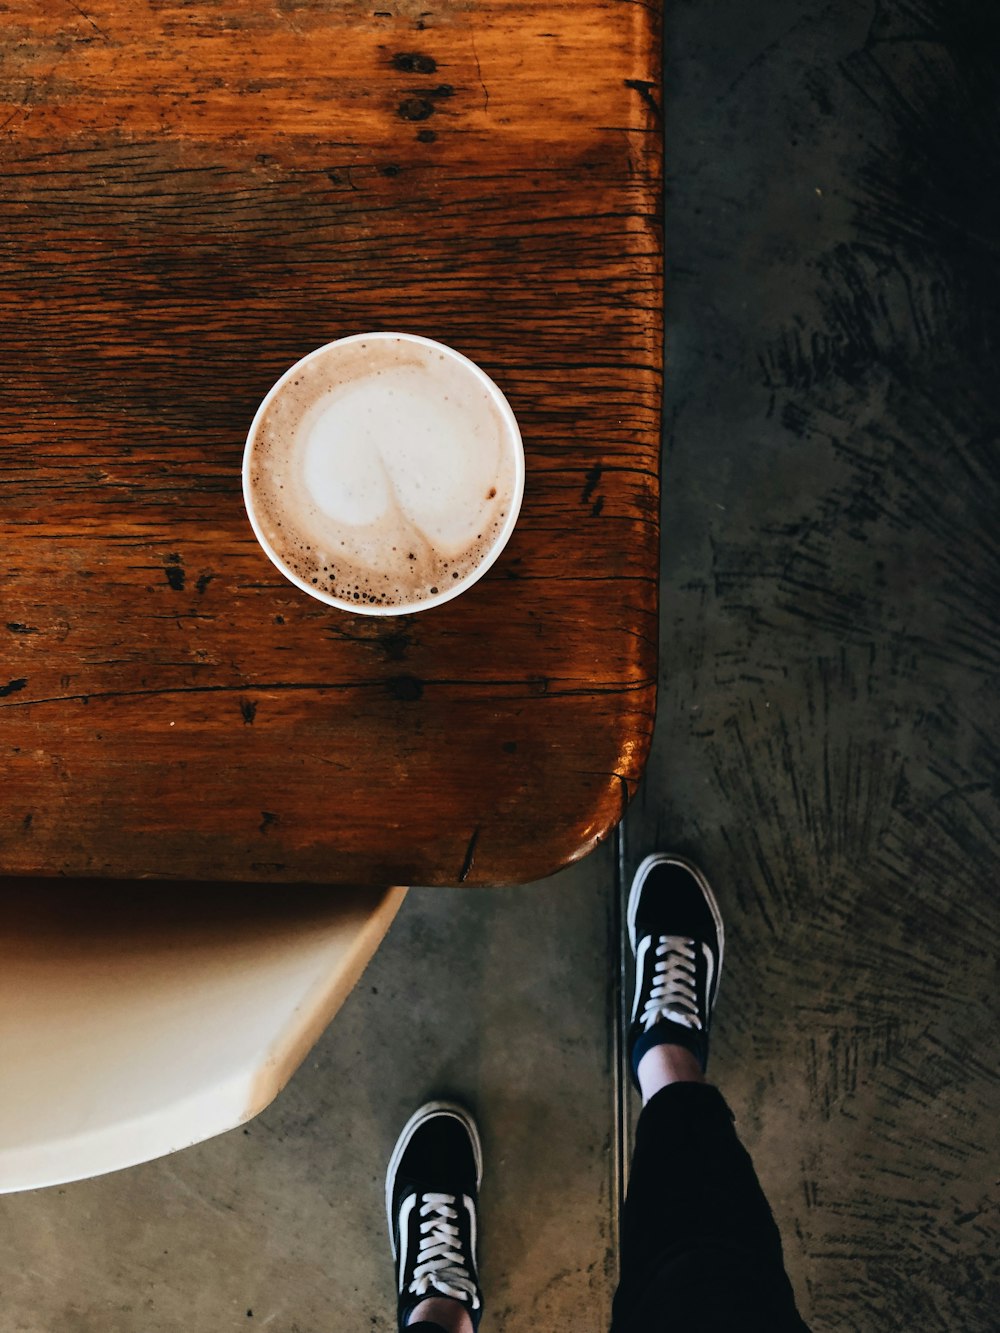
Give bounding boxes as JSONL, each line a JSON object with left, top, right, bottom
{"left": 244, "top": 335, "right": 522, "bottom": 611}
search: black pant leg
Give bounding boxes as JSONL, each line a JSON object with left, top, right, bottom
{"left": 610, "top": 1082, "right": 810, "bottom": 1332}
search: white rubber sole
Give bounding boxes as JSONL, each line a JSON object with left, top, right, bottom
{"left": 626, "top": 853, "right": 725, "bottom": 984}
{"left": 385, "top": 1100, "right": 484, "bottom": 1260}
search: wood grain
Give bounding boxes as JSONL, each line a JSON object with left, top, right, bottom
{"left": 0, "top": 0, "right": 662, "bottom": 884}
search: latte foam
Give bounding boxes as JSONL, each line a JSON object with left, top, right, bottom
{"left": 244, "top": 335, "right": 522, "bottom": 610}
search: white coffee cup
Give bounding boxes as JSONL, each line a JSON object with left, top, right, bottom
{"left": 242, "top": 333, "right": 524, "bottom": 615}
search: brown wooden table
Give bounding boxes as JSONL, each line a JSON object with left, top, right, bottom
{"left": 0, "top": 0, "right": 662, "bottom": 886}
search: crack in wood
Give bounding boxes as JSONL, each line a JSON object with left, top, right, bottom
{"left": 458, "top": 826, "right": 480, "bottom": 882}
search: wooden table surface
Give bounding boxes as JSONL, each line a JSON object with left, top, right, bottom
{"left": 0, "top": 0, "right": 662, "bottom": 886}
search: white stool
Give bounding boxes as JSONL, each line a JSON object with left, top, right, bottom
{"left": 0, "top": 879, "right": 406, "bottom": 1193}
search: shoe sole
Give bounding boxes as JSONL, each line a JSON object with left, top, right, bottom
{"left": 385, "top": 1100, "right": 484, "bottom": 1260}
{"left": 626, "top": 852, "right": 725, "bottom": 987}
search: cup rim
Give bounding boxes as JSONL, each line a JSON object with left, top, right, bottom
{"left": 242, "top": 332, "right": 525, "bottom": 615}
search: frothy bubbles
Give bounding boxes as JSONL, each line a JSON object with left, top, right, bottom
{"left": 243, "top": 334, "right": 523, "bottom": 613}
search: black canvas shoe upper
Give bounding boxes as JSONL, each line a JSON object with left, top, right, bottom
{"left": 386, "top": 1102, "right": 484, "bottom": 1331}
{"left": 627, "top": 855, "right": 725, "bottom": 1084}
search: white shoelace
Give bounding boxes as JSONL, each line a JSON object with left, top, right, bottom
{"left": 409, "top": 1192, "right": 481, "bottom": 1309}
{"left": 641, "top": 935, "right": 703, "bottom": 1032}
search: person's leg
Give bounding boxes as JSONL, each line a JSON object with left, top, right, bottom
{"left": 386, "top": 1102, "right": 484, "bottom": 1333}
{"left": 611, "top": 855, "right": 810, "bottom": 1332}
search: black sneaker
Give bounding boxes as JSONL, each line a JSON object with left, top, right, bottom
{"left": 626, "top": 853, "right": 725, "bottom": 1085}
{"left": 386, "top": 1101, "right": 484, "bottom": 1331}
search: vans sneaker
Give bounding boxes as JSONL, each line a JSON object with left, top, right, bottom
{"left": 386, "top": 1101, "right": 484, "bottom": 1331}
{"left": 626, "top": 853, "right": 725, "bottom": 1084}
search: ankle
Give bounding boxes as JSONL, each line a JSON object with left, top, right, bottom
{"left": 637, "top": 1042, "right": 705, "bottom": 1104}
{"left": 407, "top": 1296, "right": 475, "bottom": 1333}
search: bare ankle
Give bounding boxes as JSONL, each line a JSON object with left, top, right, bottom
{"left": 637, "top": 1043, "right": 705, "bottom": 1104}
{"left": 407, "top": 1295, "right": 475, "bottom": 1333}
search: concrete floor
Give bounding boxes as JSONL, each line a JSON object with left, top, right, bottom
{"left": 3, "top": 1, "right": 998, "bottom": 1329}
{"left": 0, "top": 862, "right": 623, "bottom": 1332}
